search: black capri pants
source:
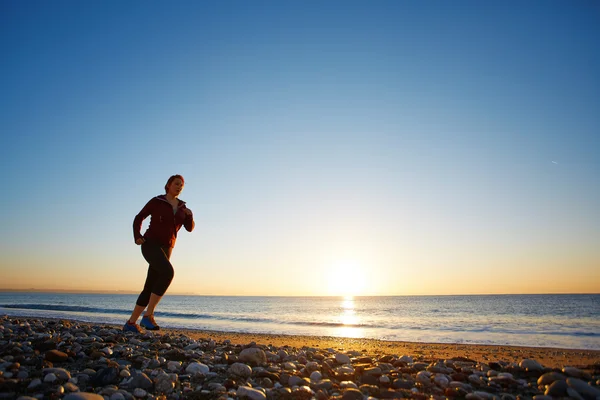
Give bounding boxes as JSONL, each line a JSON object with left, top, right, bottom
{"left": 136, "top": 241, "right": 174, "bottom": 307}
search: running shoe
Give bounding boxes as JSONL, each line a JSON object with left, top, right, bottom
{"left": 140, "top": 314, "right": 160, "bottom": 330}
{"left": 123, "top": 321, "right": 143, "bottom": 333}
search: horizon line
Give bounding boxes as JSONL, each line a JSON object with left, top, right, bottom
{"left": 0, "top": 289, "right": 598, "bottom": 297}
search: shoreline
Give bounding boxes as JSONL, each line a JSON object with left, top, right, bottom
{"left": 1, "top": 315, "right": 600, "bottom": 399}
{"left": 8, "top": 315, "right": 600, "bottom": 369}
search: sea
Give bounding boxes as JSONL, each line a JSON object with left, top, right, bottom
{"left": 1, "top": 293, "right": 599, "bottom": 350}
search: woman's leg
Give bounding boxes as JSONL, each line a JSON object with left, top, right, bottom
{"left": 127, "top": 259, "right": 160, "bottom": 324}
{"left": 145, "top": 293, "right": 163, "bottom": 316}
{"left": 127, "top": 304, "right": 146, "bottom": 324}
{"left": 140, "top": 244, "right": 174, "bottom": 317}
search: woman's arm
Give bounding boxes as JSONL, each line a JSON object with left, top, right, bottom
{"left": 184, "top": 208, "right": 195, "bottom": 232}
{"left": 133, "top": 199, "right": 154, "bottom": 242}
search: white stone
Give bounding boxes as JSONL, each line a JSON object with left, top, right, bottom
{"left": 119, "top": 369, "right": 131, "bottom": 378}
{"left": 379, "top": 375, "right": 390, "bottom": 384}
{"left": 186, "top": 362, "right": 210, "bottom": 375}
{"left": 237, "top": 386, "right": 266, "bottom": 400}
{"left": 101, "top": 347, "right": 113, "bottom": 356}
{"left": 44, "top": 373, "right": 58, "bottom": 383}
{"left": 133, "top": 388, "right": 147, "bottom": 397}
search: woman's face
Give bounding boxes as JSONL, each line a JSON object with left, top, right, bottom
{"left": 167, "top": 177, "right": 184, "bottom": 197}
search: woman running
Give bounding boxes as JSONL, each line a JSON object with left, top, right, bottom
{"left": 124, "top": 174, "right": 195, "bottom": 332}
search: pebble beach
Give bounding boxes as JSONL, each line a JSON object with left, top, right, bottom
{"left": 1, "top": 316, "right": 599, "bottom": 400}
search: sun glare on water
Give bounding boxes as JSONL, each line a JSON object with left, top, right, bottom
{"left": 326, "top": 260, "right": 367, "bottom": 297}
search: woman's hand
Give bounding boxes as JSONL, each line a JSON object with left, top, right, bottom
{"left": 135, "top": 238, "right": 146, "bottom": 245}
{"left": 184, "top": 208, "right": 195, "bottom": 232}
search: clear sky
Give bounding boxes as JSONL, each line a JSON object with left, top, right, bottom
{"left": 1, "top": 1, "right": 599, "bottom": 296}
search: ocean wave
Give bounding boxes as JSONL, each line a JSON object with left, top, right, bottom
{"left": 2, "top": 303, "right": 599, "bottom": 338}
{"left": 1, "top": 304, "right": 127, "bottom": 314}
{"left": 0, "top": 304, "right": 371, "bottom": 328}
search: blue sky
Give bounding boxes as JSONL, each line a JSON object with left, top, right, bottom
{"left": 1, "top": 1, "right": 599, "bottom": 295}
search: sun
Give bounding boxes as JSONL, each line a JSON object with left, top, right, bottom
{"left": 326, "top": 260, "right": 367, "bottom": 296}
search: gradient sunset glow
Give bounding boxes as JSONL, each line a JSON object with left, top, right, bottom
{"left": 1, "top": 1, "right": 598, "bottom": 296}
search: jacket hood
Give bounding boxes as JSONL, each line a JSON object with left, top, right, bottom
{"left": 155, "top": 194, "right": 186, "bottom": 207}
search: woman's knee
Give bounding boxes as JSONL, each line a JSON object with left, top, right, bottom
{"left": 136, "top": 289, "right": 151, "bottom": 307}
{"left": 164, "top": 264, "right": 174, "bottom": 281}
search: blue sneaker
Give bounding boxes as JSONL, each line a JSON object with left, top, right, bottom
{"left": 140, "top": 315, "right": 160, "bottom": 331}
{"left": 123, "top": 321, "right": 143, "bottom": 333}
